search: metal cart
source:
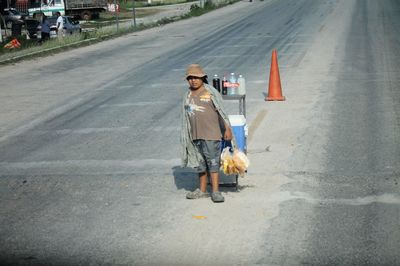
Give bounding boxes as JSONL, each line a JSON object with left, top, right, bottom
{"left": 219, "top": 94, "right": 247, "bottom": 190}
{"left": 223, "top": 94, "right": 246, "bottom": 118}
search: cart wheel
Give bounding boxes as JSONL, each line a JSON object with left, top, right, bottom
{"left": 81, "top": 10, "right": 92, "bottom": 21}
{"left": 235, "top": 175, "right": 239, "bottom": 191}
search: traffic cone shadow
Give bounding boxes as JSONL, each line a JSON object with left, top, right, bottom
{"left": 265, "top": 49, "right": 285, "bottom": 101}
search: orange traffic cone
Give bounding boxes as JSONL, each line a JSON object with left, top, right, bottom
{"left": 265, "top": 49, "right": 285, "bottom": 101}
{"left": 12, "top": 39, "right": 21, "bottom": 48}
{"left": 3, "top": 38, "right": 21, "bottom": 49}
{"left": 11, "top": 39, "right": 20, "bottom": 48}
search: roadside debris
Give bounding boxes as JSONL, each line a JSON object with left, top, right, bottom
{"left": 3, "top": 38, "right": 21, "bottom": 49}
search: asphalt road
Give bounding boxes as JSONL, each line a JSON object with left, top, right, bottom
{"left": 0, "top": 0, "right": 399, "bottom": 265}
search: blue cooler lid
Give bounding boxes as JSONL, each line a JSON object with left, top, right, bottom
{"left": 228, "top": 115, "right": 246, "bottom": 126}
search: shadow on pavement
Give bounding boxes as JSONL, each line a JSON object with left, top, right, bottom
{"left": 172, "top": 166, "right": 198, "bottom": 191}
{"left": 172, "top": 165, "right": 243, "bottom": 193}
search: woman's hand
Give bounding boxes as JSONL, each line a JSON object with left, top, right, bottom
{"left": 224, "top": 126, "right": 233, "bottom": 140}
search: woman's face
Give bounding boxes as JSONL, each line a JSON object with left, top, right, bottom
{"left": 187, "top": 76, "right": 204, "bottom": 90}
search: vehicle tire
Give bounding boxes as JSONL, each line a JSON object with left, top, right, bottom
{"left": 81, "top": 11, "right": 91, "bottom": 21}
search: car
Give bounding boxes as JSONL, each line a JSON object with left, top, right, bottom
{"left": 37, "top": 16, "right": 81, "bottom": 39}
{"left": 0, "top": 8, "right": 26, "bottom": 29}
{"left": 25, "top": 18, "right": 40, "bottom": 38}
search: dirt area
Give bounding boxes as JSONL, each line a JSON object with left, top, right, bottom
{"left": 80, "top": 2, "right": 198, "bottom": 29}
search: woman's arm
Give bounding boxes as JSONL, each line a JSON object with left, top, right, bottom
{"left": 224, "top": 123, "right": 233, "bottom": 140}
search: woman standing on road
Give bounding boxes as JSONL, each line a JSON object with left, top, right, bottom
{"left": 181, "top": 64, "right": 233, "bottom": 203}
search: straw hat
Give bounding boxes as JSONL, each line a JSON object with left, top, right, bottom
{"left": 185, "top": 64, "right": 207, "bottom": 78}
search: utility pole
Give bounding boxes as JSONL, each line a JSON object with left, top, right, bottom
{"left": 132, "top": 0, "right": 136, "bottom": 28}
{"left": 0, "top": 15, "right": 5, "bottom": 43}
{"left": 114, "top": 0, "right": 119, "bottom": 31}
{"left": 0, "top": 22, "right": 3, "bottom": 43}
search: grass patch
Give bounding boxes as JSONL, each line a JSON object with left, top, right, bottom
{"left": 120, "top": 0, "right": 195, "bottom": 9}
{"left": 91, "top": 8, "right": 163, "bottom": 22}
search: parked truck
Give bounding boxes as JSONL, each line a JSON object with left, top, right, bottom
{"left": 28, "top": 0, "right": 108, "bottom": 20}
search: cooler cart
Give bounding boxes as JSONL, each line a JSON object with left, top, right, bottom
{"left": 219, "top": 94, "right": 247, "bottom": 190}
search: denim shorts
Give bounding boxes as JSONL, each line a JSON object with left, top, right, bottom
{"left": 193, "top": 139, "right": 222, "bottom": 173}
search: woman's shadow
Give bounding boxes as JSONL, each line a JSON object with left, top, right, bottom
{"left": 172, "top": 166, "right": 239, "bottom": 192}
{"left": 172, "top": 166, "right": 198, "bottom": 191}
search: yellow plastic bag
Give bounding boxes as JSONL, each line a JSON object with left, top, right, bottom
{"left": 221, "top": 147, "right": 236, "bottom": 175}
{"left": 220, "top": 147, "right": 249, "bottom": 176}
{"left": 232, "top": 149, "right": 250, "bottom": 176}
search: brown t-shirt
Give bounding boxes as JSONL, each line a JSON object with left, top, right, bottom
{"left": 186, "top": 88, "right": 222, "bottom": 140}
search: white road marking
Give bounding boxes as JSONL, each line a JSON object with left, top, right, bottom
{"left": 52, "top": 127, "right": 131, "bottom": 134}
{"left": 99, "top": 101, "right": 170, "bottom": 108}
{"left": 0, "top": 159, "right": 181, "bottom": 175}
